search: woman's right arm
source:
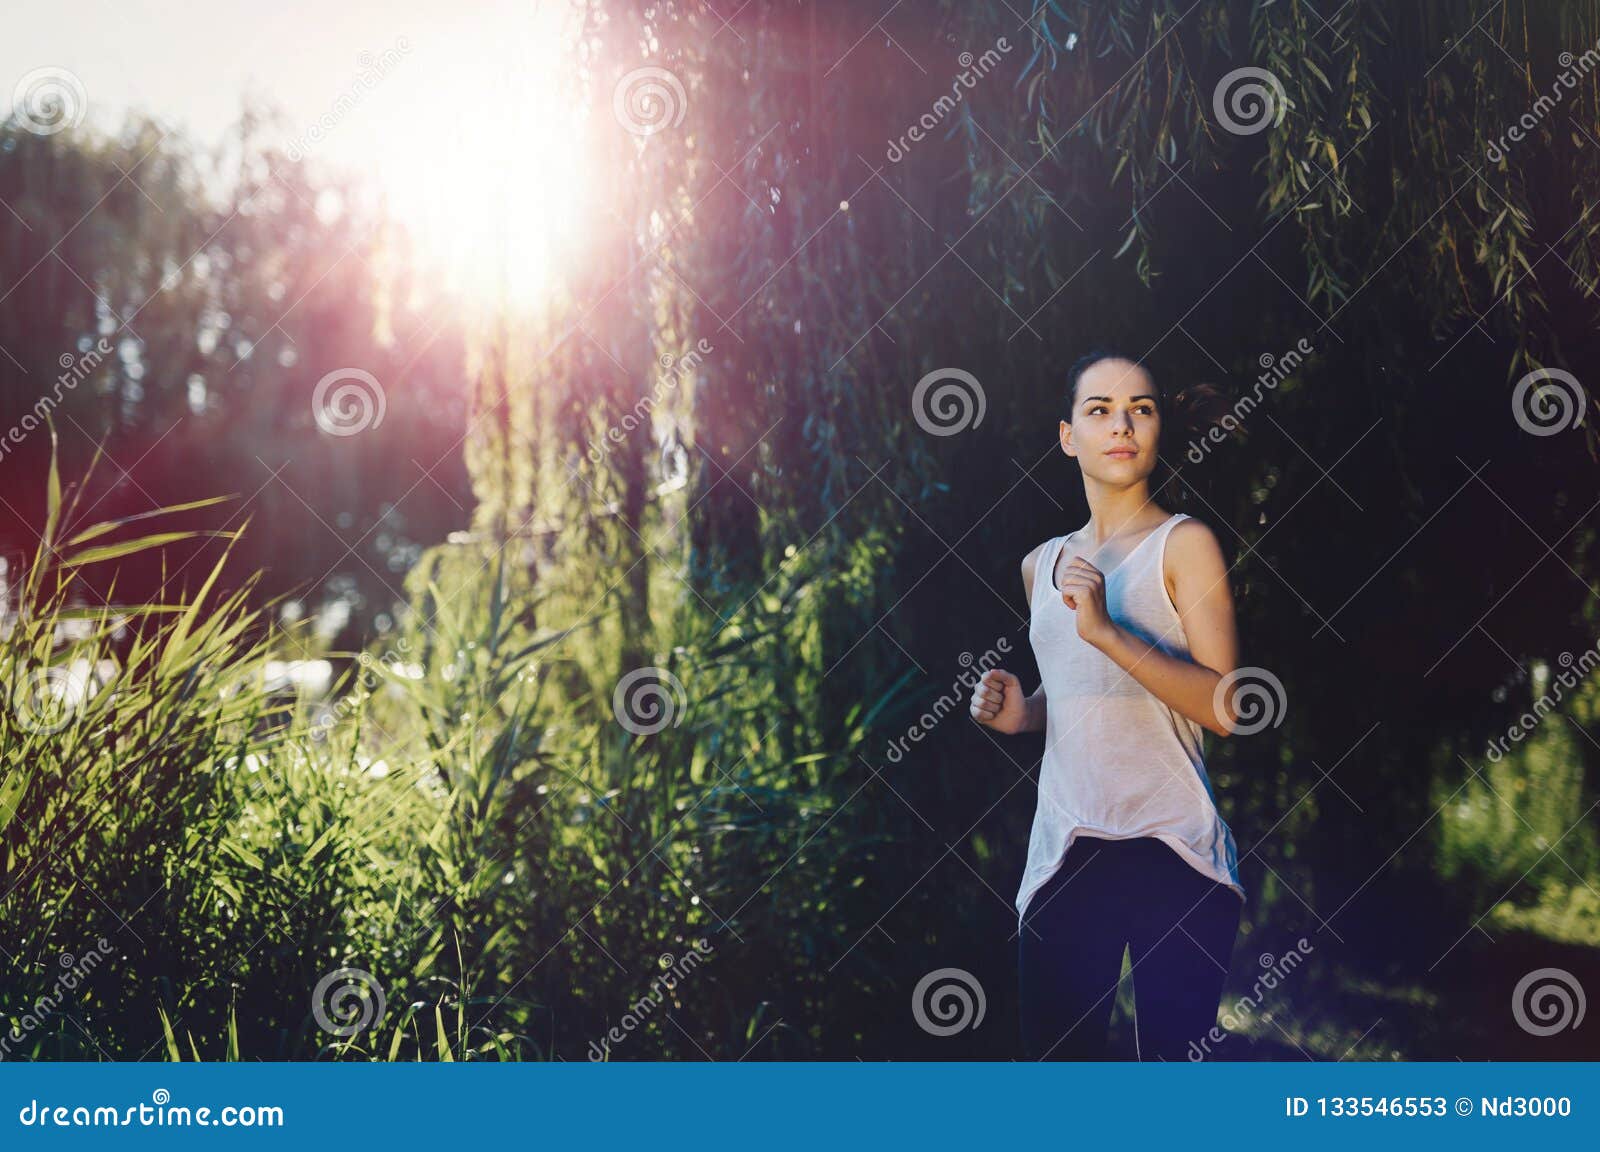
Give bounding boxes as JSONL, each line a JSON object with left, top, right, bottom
{"left": 968, "top": 544, "right": 1048, "bottom": 735}
{"left": 970, "top": 669, "right": 1041, "bottom": 733}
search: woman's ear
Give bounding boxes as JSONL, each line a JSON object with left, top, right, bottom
{"left": 1059, "top": 419, "right": 1075, "bottom": 457}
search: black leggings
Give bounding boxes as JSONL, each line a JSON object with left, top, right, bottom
{"left": 1018, "top": 834, "right": 1242, "bottom": 1061}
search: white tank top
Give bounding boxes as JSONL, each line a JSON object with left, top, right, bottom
{"left": 1016, "top": 511, "right": 1245, "bottom": 925}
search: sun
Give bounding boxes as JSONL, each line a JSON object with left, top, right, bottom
{"left": 362, "top": 3, "right": 592, "bottom": 315}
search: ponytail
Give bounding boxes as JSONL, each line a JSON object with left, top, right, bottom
{"left": 1165, "top": 380, "right": 1231, "bottom": 454}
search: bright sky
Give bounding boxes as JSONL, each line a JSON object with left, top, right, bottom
{"left": 0, "top": 0, "right": 592, "bottom": 154}
{"left": 2, "top": 0, "right": 594, "bottom": 310}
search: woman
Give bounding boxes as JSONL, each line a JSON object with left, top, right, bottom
{"left": 968, "top": 351, "right": 1246, "bottom": 1061}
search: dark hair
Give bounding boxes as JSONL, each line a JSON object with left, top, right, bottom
{"left": 1063, "top": 349, "right": 1229, "bottom": 465}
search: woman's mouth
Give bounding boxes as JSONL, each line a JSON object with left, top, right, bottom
{"left": 1105, "top": 447, "right": 1138, "bottom": 459}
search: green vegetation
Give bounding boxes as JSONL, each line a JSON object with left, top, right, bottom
{"left": 2, "top": 439, "right": 908, "bottom": 1059}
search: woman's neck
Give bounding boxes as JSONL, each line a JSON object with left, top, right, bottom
{"left": 1079, "top": 482, "right": 1167, "bottom": 547}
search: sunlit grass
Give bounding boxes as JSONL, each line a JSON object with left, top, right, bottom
{"left": 2, "top": 438, "right": 879, "bottom": 1059}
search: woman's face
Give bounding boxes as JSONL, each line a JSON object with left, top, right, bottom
{"left": 1060, "top": 357, "right": 1161, "bottom": 482}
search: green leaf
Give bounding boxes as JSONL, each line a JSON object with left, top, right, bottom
{"left": 224, "top": 840, "right": 265, "bottom": 871}
{"left": 64, "top": 530, "right": 237, "bottom": 568}
{"left": 0, "top": 768, "right": 30, "bottom": 836}
{"left": 44, "top": 434, "right": 62, "bottom": 552}
{"left": 302, "top": 825, "right": 336, "bottom": 867}
{"left": 157, "top": 1006, "right": 183, "bottom": 1063}
{"left": 1114, "top": 224, "right": 1139, "bottom": 258}
{"left": 435, "top": 1005, "right": 454, "bottom": 1061}
{"left": 64, "top": 495, "right": 233, "bottom": 547}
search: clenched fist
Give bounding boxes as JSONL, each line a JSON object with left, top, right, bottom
{"left": 969, "top": 668, "right": 1030, "bottom": 734}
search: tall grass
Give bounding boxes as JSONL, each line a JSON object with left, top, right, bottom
{"left": 1, "top": 445, "right": 901, "bottom": 1059}
{"left": 0, "top": 440, "right": 441, "bottom": 1057}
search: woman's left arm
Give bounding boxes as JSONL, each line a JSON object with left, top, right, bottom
{"left": 1091, "top": 520, "right": 1241, "bottom": 737}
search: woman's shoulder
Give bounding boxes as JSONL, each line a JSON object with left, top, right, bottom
{"left": 1020, "top": 533, "right": 1063, "bottom": 602}
{"left": 1165, "top": 512, "right": 1217, "bottom": 545}
{"left": 1021, "top": 532, "right": 1063, "bottom": 573}
{"left": 1162, "top": 514, "right": 1226, "bottom": 572}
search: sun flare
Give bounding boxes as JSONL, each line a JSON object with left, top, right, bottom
{"left": 362, "top": 4, "right": 591, "bottom": 315}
